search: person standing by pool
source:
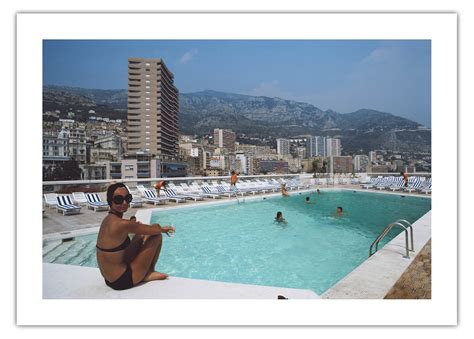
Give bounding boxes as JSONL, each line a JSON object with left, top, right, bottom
{"left": 230, "top": 170, "right": 238, "bottom": 190}
{"left": 400, "top": 171, "right": 409, "bottom": 187}
{"left": 96, "top": 183, "right": 175, "bottom": 291}
{"left": 281, "top": 183, "right": 289, "bottom": 197}
{"left": 154, "top": 180, "right": 167, "bottom": 196}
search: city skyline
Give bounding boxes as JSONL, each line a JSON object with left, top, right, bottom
{"left": 43, "top": 40, "right": 431, "bottom": 127}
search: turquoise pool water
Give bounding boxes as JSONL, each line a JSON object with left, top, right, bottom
{"left": 43, "top": 190, "right": 431, "bottom": 294}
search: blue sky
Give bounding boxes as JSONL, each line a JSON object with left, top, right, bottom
{"left": 43, "top": 40, "right": 431, "bottom": 127}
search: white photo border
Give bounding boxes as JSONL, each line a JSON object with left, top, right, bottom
{"left": 17, "top": 12, "right": 457, "bottom": 325}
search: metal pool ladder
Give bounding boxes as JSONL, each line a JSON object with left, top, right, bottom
{"left": 369, "top": 219, "right": 414, "bottom": 258}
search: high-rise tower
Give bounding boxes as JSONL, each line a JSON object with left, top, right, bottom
{"left": 127, "top": 58, "right": 179, "bottom": 156}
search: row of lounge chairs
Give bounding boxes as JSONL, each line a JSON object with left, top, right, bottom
{"left": 313, "top": 177, "right": 361, "bottom": 185}
{"left": 360, "top": 176, "right": 432, "bottom": 194}
{"left": 43, "top": 191, "right": 144, "bottom": 216}
{"left": 133, "top": 178, "right": 312, "bottom": 205}
{"left": 43, "top": 178, "right": 312, "bottom": 215}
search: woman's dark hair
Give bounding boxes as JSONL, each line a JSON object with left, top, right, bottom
{"left": 306, "top": 197, "right": 310, "bottom": 201}
{"left": 106, "top": 182, "right": 128, "bottom": 207}
{"left": 337, "top": 206, "right": 343, "bottom": 211}
{"left": 276, "top": 211, "right": 282, "bottom": 218}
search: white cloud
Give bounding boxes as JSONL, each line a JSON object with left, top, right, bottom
{"left": 179, "top": 49, "right": 198, "bottom": 64}
{"left": 248, "top": 80, "right": 291, "bottom": 99}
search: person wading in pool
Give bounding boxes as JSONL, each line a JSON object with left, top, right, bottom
{"left": 281, "top": 183, "right": 290, "bottom": 197}
{"left": 96, "top": 183, "right": 175, "bottom": 291}
{"left": 275, "top": 211, "right": 288, "bottom": 224}
{"left": 333, "top": 206, "right": 347, "bottom": 218}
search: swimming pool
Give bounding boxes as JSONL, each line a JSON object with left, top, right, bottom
{"left": 43, "top": 190, "right": 431, "bottom": 294}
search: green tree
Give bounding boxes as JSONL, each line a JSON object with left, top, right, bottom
{"left": 45, "top": 159, "right": 82, "bottom": 181}
{"left": 312, "top": 158, "right": 321, "bottom": 173}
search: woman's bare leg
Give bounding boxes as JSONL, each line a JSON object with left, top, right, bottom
{"left": 142, "top": 234, "right": 168, "bottom": 282}
{"left": 130, "top": 234, "right": 167, "bottom": 285}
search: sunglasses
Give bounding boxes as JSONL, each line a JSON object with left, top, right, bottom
{"left": 112, "top": 194, "right": 133, "bottom": 205}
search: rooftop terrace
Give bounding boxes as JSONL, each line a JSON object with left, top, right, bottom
{"left": 42, "top": 175, "right": 432, "bottom": 299}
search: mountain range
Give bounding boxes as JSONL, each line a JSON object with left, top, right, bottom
{"left": 43, "top": 85, "right": 431, "bottom": 154}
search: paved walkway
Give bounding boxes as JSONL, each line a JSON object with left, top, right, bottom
{"left": 384, "top": 239, "right": 431, "bottom": 299}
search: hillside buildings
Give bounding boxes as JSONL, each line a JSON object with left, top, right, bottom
{"left": 213, "top": 128, "right": 236, "bottom": 153}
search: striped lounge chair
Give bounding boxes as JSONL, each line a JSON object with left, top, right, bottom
{"left": 85, "top": 193, "right": 110, "bottom": 211}
{"left": 141, "top": 189, "right": 169, "bottom": 205}
{"left": 56, "top": 195, "right": 82, "bottom": 215}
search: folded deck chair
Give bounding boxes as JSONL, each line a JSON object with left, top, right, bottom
{"left": 56, "top": 195, "right": 81, "bottom": 215}
{"left": 85, "top": 193, "right": 110, "bottom": 211}
{"left": 141, "top": 189, "right": 169, "bottom": 205}
{"left": 44, "top": 193, "right": 58, "bottom": 208}
{"left": 72, "top": 192, "right": 88, "bottom": 206}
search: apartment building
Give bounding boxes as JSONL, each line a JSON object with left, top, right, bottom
{"left": 127, "top": 58, "right": 179, "bottom": 157}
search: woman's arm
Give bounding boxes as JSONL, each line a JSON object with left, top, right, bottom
{"left": 120, "top": 219, "right": 175, "bottom": 236}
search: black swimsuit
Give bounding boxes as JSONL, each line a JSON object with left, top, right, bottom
{"left": 96, "top": 234, "right": 134, "bottom": 290}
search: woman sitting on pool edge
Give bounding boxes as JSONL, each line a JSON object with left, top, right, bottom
{"left": 96, "top": 183, "right": 175, "bottom": 291}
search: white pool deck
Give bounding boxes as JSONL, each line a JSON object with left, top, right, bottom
{"left": 43, "top": 186, "right": 431, "bottom": 299}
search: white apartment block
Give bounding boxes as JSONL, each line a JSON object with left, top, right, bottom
{"left": 326, "top": 138, "right": 341, "bottom": 156}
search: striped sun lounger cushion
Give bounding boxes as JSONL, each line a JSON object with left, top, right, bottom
{"left": 56, "top": 195, "right": 80, "bottom": 209}
{"left": 85, "top": 193, "right": 109, "bottom": 206}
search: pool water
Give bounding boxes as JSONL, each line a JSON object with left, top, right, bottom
{"left": 43, "top": 190, "right": 431, "bottom": 294}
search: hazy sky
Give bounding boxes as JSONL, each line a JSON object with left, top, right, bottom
{"left": 43, "top": 40, "right": 431, "bottom": 127}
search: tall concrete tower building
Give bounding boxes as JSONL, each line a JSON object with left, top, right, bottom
{"left": 127, "top": 58, "right": 179, "bottom": 156}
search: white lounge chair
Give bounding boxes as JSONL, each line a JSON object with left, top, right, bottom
{"left": 85, "top": 193, "right": 110, "bottom": 211}
{"left": 180, "top": 182, "right": 201, "bottom": 195}
{"left": 44, "top": 193, "right": 58, "bottom": 208}
{"left": 72, "top": 192, "right": 88, "bottom": 206}
{"left": 56, "top": 195, "right": 81, "bottom": 215}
